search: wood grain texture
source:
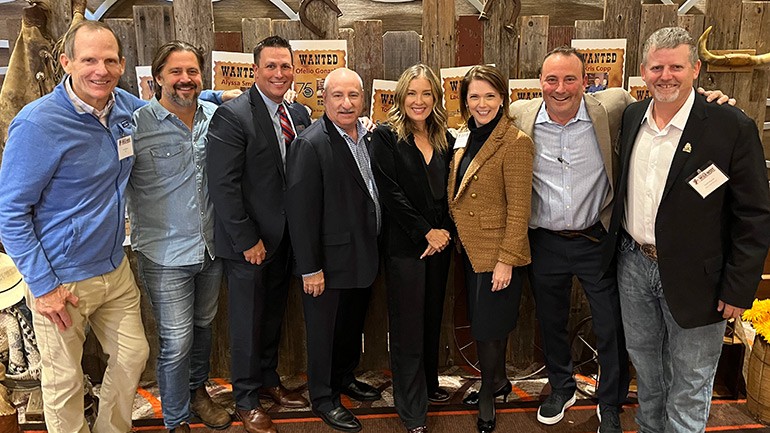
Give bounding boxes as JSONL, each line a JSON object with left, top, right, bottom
{"left": 548, "top": 25, "right": 575, "bottom": 52}
{"left": 422, "top": 0, "right": 455, "bottom": 72}
{"left": 456, "top": 15, "right": 484, "bottom": 67}
{"left": 351, "top": 21, "right": 383, "bottom": 117}
{"left": 518, "top": 15, "right": 549, "bottom": 79}
{"left": 241, "top": 17, "right": 272, "bottom": 54}
{"left": 215, "top": 31, "right": 243, "bottom": 52}
{"left": 174, "top": 0, "right": 215, "bottom": 88}
{"left": 736, "top": 1, "right": 770, "bottom": 157}
{"left": 338, "top": 27, "right": 354, "bottom": 70}
{"left": 299, "top": 0, "right": 340, "bottom": 40}
{"left": 702, "top": 0, "right": 743, "bottom": 95}
{"left": 638, "top": 4, "right": 678, "bottom": 70}
{"left": 382, "top": 31, "right": 421, "bottom": 80}
{"left": 105, "top": 18, "right": 138, "bottom": 96}
{"left": 132, "top": 5, "right": 175, "bottom": 66}
{"left": 574, "top": 19, "right": 604, "bottom": 39}
{"left": 482, "top": 0, "right": 518, "bottom": 80}
{"left": 603, "top": 0, "right": 641, "bottom": 86}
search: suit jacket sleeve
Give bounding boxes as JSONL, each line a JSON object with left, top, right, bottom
{"left": 370, "top": 125, "right": 433, "bottom": 244}
{"left": 206, "top": 103, "right": 261, "bottom": 253}
{"left": 721, "top": 114, "right": 770, "bottom": 308}
{"left": 498, "top": 128, "right": 534, "bottom": 266}
{"left": 286, "top": 135, "right": 324, "bottom": 274}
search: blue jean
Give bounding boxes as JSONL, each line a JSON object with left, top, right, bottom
{"left": 136, "top": 252, "right": 223, "bottom": 429}
{"left": 617, "top": 235, "right": 725, "bottom": 433}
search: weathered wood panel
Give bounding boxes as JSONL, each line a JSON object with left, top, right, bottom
{"left": 241, "top": 17, "right": 272, "bottom": 54}
{"left": 382, "top": 31, "right": 421, "bottom": 80}
{"left": 132, "top": 6, "right": 175, "bottom": 66}
{"left": 299, "top": 0, "right": 340, "bottom": 40}
{"left": 351, "top": 21, "right": 383, "bottom": 122}
{"left": 215, "top": 31, "right": 243, "bottom": 52}
{"left": 702, "top": 0, "right": 743, "bottom": 95}
{"left": 456, "top": 15, "right": 483, "bottom": 67}
{"left": 548, "top": 25, "right": 576, "bottom": 52}
{"left": 678, "top": 14, "right": 706, "bottom": 41}
{"left": 518, "top": 15, "right": 549, "bottom": 79}
{"left": 105, "top": 18, "right": 138, "bottom": 96}
{"left": 638, "top": 4, "right": 678, "bottom": 71}
{"left": 338, "top": 28, "right": 354, "bottom": 70}
{"left": 174, "top": 0, "right": 215, "bottom": 88}
{"left": 574, "top": 19, "right": 604, "bottom": 39}
{"left": 736, "top": 2, "right": 770, "bottom": 157}
{"left": 272, "top": 19, "right": 305, "bottom": 42}
{"left": 49, "top": 0, "right": 72, "bottom": 39}
{"left": 422, "top": 0, "right": 455, "bottom": 72}
{"left": 603, "top": 0, "right": 641, "bottom": 86}
{"left": 482, "top": 0, "right": 518, "bottom": 79}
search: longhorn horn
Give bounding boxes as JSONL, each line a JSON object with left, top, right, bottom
{"left": 699, "top": 25, "right": 770, "bottom": 67}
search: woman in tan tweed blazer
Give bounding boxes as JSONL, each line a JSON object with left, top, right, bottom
{"left": 448, "top": 65, "right": 534, "bottom": 433}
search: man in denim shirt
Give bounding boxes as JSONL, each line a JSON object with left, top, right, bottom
{"left": 126, "top": 41, "right": 233, "bottom": 433}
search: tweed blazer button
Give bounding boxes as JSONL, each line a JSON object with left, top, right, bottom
{"left": 469, "top": 211, "right": 475, "bottom": 216}
{"left": 471, "top": 193, "right": 477, "bottom": 198}
{"left": 473, "top": 174, "right": 478, "bottom": 180}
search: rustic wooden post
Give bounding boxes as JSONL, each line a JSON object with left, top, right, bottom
{"left": 133, "top": 6, "right": 175, "bottom": 67}
{"left": 351, "top": 20, "right": 383, "bottom": 114}
{"left": 273, "top": 19, "right": 305, "bottom": 42}
{"left": 575, "top": 19, "right": 604, "bottom": 39}
{"left": 482, "top": 0, "right": 518, "bottom": 80}
{"left": 382, "top": 31, "right": 421, "bottom": 80}
{"left": 422, "top": 0, "right": 455, "bottom": 72}
{"left": 548, "top": 25, "right": 575, "bottom": 52}
{"left": 456, "top": 15, "right": 484, "bottom": 67}
{"left": 736, "top": 1, "right": 770, "bottom": 157}
{"left": 104, "top": 18, "right": 138, "bottom": 96}
{"left": 518, "top": 15, "right": 548, "bottom": 79}
{"left": 48, "top": 0, "right": 72, "bottom": 39}
{"left": 603, "top": 0, "right": 642, "bottom": 86}
{"left": 702, "top": 0, "right": 743, "bottom": 95}
{"left": 299, "top": 0, "right": 340, "bottom": 40}
{"left": 241, "top": 18, "right": 272, "bottom": 53}
{"left": 173, "top": 0, "right": 215, "bottom": 88}
{"left": 678, "top": 14, "right": 706, "bottom": 43}
{"left": 638, "top": 4, "right": 678, "bottom": 73}
{"left": 338, "top": 28, "right": 355, "bottom": 70}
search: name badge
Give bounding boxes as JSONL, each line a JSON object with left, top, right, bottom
{"left": 688, "top": 162, "right": 729, "bottom": 199}
{"left": 117, "top": 135, "right": 134, "bottom": 160}
{"left": 454, "top": 131, "right": 470, "bottom": 149}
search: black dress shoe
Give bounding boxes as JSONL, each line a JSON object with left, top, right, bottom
{"left": 341, "top": 379, "right": 381, "bottom": 401}
{"left": 463, "top": 381, "right": 512, "bottom": 406}
{"left": 477, "top": 416, "right": 496, "bottom": 433}
{"left": 427, "top": 387, "right": 450, "bottom": 403}
{"left": 313, "top": 406, "right": 362, "bottom": 432}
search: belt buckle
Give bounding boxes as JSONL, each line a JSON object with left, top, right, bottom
{"left": 640, "top": 243, "right": 658, "bottom": 261}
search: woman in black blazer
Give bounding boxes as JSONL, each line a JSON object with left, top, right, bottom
{"left": 371, "top": 64, "right": 454, "bottom": 433}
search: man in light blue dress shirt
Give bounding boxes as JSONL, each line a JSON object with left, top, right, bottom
{"left": 126, "top": 41, "right": 233, "bottom": 433}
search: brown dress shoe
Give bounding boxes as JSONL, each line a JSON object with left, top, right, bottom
{"left": 190, "top": 386, "right": 232, "bottom": 429}
{"left": 258, "top": 384, "right": 310, "bottom": 408}
{"left": 237, "top": 408, "right": 277, "bottom": 433}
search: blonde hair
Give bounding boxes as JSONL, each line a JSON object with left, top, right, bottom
{"left": 387, "top": 64, "right": 449, "bottom": 151}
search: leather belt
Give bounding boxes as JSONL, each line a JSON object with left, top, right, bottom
{"left": 637, "top": 242, "right": 658, "bottom": 261}
{"left": 546, "top": 222, "right": 603, "bottom": 243}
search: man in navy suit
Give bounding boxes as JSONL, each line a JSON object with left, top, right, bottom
{"left": 607, "top": 27, "right": 770, "bottom": 433}
{"left": 206, "top": 35, "right": 311, "bottom": 433}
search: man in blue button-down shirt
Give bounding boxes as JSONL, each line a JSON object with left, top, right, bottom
{"left": 126, "top": 41, "right": 232, "bottom": 433}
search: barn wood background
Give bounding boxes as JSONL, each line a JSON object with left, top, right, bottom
{"left": 1, "top": 0, "right": 770, "bottom": 382}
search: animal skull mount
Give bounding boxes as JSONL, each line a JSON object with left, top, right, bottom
{"left": 698, "top": 26, "right": 770, "bottom": 72}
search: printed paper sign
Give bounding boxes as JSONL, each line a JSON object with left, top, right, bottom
{"left": 572, "top": 39, "right": 627, "bottom": 89}
{"left": 212, "top": 51, "right": 255, "bottom": 92}
{"left": 628, "top": 76, "right": 650, "bottom": 101}
{"left": 509, "top": 78, "right": 542, "bottom": 102}
{"left": 291, "top": 40, "right": 348, "bottom": 119}
{"left": 370, "top": 79, "right": 397, "bottom": 124}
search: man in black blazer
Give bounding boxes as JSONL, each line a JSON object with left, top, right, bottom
{"left": 286, "top": 67, "right": 381, "bottom": 433}
{"left": 606, "top": 27, "right": 770, "bottom": 433}
{"left": 207, "top": 36, "right": 311, "bottom": 433}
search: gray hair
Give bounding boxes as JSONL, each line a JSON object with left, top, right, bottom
{"left": 641, "top": 27, "right": 698, "bottom": 66}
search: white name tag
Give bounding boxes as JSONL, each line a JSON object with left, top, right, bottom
{"left": 454, "top": 131, "right": 470, "bottom": 149}
{"left": 688, "top": 163, "right": 729, "bottom": 198}
{"left": 117, "top": 135, "right": 134, "bottom": 160}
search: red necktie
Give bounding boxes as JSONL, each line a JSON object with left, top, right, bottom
{"left": 278, "top": 104, "right": 295, "bottom": 145}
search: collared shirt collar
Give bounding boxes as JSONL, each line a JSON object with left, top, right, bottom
{"left": 64, "top": 75, "right": 115, "bottom": 122}
{"left": 536, "top": 96, "right": 590, "bottom": 126}
{"left": 641, "top": 87, "right": 695, "bottom": 132}
{"left": 254, "top": 84, "right": 286, "bottom": 117}
{"left": 332, "top": 119, "right": 368, "bottom": 144}
{"left": 147, "top": 96, "right": 203, "bottom": 121}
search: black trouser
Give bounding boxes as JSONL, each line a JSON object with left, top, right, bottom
{"left": 224, "top": 235, "right": 291, "bottom": 410}
{"left": 385, "top": 249, "right": 451, "bottom": 428}
{"left": 528, "top": 227, "right": 629, "bottom": 407}
{"left": 302, "top": 286, "right": 372, "bottom": 412}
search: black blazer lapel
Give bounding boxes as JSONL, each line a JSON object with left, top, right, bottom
{"left": 660, "top": 94, "right": 707, "bottom": 203}
{"left": 323, "top": 115, "right": 369, "bottom": 194}
{"left": 249, "top": 86, "right": 286, "bottom": 180}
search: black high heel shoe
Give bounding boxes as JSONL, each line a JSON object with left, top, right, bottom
{"left": 476, "top": 416, "right": 496, "bottom": 433}
{"left": 463, "top": 381, "right": 512, "bottom": 406}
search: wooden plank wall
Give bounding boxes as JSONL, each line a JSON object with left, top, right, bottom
{"left": 20, "top": 0, "right": 768, "bottom": 382}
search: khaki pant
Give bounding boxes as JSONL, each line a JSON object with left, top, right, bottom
{"left": 29, "top": 257, "right": 149, "bottom": 433}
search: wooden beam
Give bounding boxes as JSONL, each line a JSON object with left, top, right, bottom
{"left": 422, "top": 0, "right": 455, "bottom": 72}
{"left": 382, "top": 31, "right": 421, "bottom": 80}
{"left": 604, "top": 0, "right": 642, "bottom": 86}
{"left": 482, "top": 0, "right": 517, "bottom": 80}
{"left": 351, "top": 20, "right": 384, "bottom": 115}
{"left": 133, "top": 6, "right": 175, "bottom": 66}
{"left": 736, "top": 1, "right": 770, "bottom": 157}
{"left": 105, "top": 18, "right": 138, "bottom": 97}
{"left": 702, "top": 0, "right": 743, "bottom": 94}
{"left": 548, "top": 25, "right": 575, "bottom": 52}
{"left": 638, "top": 4, "right": 678, "bottom": 70}
{"left": 518, "top": 15, "right": 548, "bottom": 79}
{"left": 241, "top": 18, "right": 272, "bottom": 54}
{"left": 174, "top": 0, "right": 215, "bottom": 88}
{"left": 575, "top": 20, "right": 604, "bottom": 39}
